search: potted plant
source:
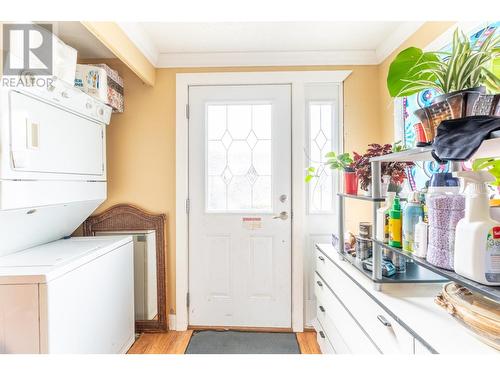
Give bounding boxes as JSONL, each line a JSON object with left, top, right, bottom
{"left": 353, "top": 143, "right": 414, "bottom": 196}
{"left": 387, "top": 28, "right": 500, "bottom": 142}
{"left": 305, "top": 152, "right": 358, "bottom": 195}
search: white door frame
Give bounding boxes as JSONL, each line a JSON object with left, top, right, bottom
{"left": 176, "top": 71, "right": 351, "bottom": 331}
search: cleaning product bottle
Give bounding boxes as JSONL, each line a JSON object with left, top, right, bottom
{"left": 376, "top": 192, "right": 395, "bottom": 243}
{"left": 414, "top": 217, "right": 428, "bottom": 258}
{"left": 389, "top": 196, "right": 402, "bottom": 248}
{"left": 453, "top": 171, "right": 500, "bottom": 286}
{"left": 403, "top": 191, "right": 424, "bottom": 252}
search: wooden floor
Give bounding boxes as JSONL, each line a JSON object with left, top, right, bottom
{"left": 128, "top": 330, "right": 321, "bottom": 354}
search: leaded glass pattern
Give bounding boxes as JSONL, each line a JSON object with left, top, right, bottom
{"left": 309, "top": 102, "right": 335, "bottom": 213}
{"left": 206, "top": 104, "right": 272, "bottom": 211}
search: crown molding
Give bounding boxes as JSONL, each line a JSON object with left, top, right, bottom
{"left": 119, "top": 22, "right": 431, "bottom": 68}
{"left": 117, "top": 22, "right": 159, "bottom": 66}
{"left": 374, "top": 21, "right": 425, "bottom": 63}
{"left": 156, "top": 50, "right": 379, "bottom": 68}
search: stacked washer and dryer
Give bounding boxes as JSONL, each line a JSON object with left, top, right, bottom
{"left": 0, "top": 78, "right": 135, "bottom": 353}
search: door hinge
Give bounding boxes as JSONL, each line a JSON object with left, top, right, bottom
{"left": 185, "top": 104, "right": 190, "bottom": 119}
{"left": 185, "top": 198, "right": 190, "bottom": 214}
{"left": 186, "top": 292, "right": 190, "bottom": 308}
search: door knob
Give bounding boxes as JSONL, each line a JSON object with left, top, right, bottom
{"left": 273, "top": 211, "right": 288, "bottom": 220}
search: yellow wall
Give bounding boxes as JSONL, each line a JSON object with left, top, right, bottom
{"left": 87, "top": 21, "right": 455, "bottom": 315}
{"left": 378, "top": 22, "right": 455, "bottom": 143}
{"left": 90, "top": 61, "right": 383, "bottom": 314}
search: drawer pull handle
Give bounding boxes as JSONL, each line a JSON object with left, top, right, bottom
{"left": 319, "top": 331, "right": 326, "bottom": 339}
{"left": 377, "top": 315, "right": 392, "bottom": 327}
{"left": 316, "top": 280, "right": 323, "bottom": 287}
{"left": 318, "top": 256, "right": 325, "bottom": 261}
{"left": 319, "top": 305, "right": 325, "bottom": 313}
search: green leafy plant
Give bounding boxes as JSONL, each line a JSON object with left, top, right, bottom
{"left": 387, "top": 28, "right": 500, "bottom": 97}
{"left": 472, "top": 158, "right": 500, "bottom": 186}
{"left": 305, "top": 152, "right": 354, "bottom": 182}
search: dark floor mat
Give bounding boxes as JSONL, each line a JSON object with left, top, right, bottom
{"left": 185, "top": 330, "right": 300, "bottom": 354}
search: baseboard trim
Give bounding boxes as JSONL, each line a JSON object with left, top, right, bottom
{"left": 188, "top": 325, "right": 293, "bottom": 333}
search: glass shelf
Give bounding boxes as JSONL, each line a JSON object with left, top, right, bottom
{"left": 338, "top": 251, "right": 447, "bottom": 284}
{"left": 373, "top": 239, "right": 500, "bottom": 302}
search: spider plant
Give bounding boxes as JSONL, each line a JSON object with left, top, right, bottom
{"left": 387, "top": 28, "right": 500, "bottom": 98}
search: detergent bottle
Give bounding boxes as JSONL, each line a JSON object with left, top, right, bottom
{"left": 453, "top": 171, "right": 500, "bottom": 286}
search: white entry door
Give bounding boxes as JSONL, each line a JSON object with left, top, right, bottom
{"left": 188, "top": 84, "right": 292, "bottom": 328}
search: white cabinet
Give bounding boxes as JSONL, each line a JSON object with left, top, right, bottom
{"left": 314, "top": 247, "right": 427, "bottom": 355}
{"left": 414, "top": 339, "right": 433, "bottom": 354}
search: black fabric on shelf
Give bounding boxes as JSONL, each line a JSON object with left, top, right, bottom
{"left": 432, "top": 116, "right": 500, "bottom": 162}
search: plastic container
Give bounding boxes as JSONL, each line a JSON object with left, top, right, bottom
{"left": 376, "top": 192, "right": 395, "bottom": 244}
{"left": 414, "top": 217, "right": 428, "bottom": 258}
{"left": 426, "top": 193, "right": 465, "bottom": 270}
{"left": 454, "top": 171, "right": 500, "bottom": 285}
{"left": 402, "top": 191, "right": 424, "bottom": 253}
{"left": 389, "top": 196, "right": 402, "bottom": 248}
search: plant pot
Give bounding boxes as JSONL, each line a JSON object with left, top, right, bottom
{"left": 344, "top": 169, "right": 358, "bottom": 195}
{"left": 430, "top": 86, "right": 486, "bottom": 105}
{"left": 414, "top": 87, "right": 500, "bottom": 143}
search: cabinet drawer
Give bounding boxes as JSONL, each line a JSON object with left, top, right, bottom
{"left": 315, "top": 249, "right": 414, "bottom": 354}
{"left": 314, "top": 273, "right": 379, "bottom": 354}
{"left": 314, "top": 320, "right": 336, "bottom": 354}
{"left": 316, "top": 292, "right": 349, "bottom": 354}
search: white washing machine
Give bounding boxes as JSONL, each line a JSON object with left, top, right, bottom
{"left": 0, "top": 236, "right": 134, "bottom": 353}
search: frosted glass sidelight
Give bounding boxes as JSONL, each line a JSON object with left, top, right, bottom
{"left": 309, "top": 102, "right": 335, "bottom": 213}
{"left": 206, "top": 103, "right": 273, "bottom": 211}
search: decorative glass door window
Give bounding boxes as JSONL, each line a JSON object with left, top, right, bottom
{"left": 206, "top": 103, "right": 272, "bottom": 212}
{"left": 308, "top": 102, "right": 335, "bottom": 213}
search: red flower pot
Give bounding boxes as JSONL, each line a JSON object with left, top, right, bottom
{"left": 344, "top": 170, "right": 358, "bottom": 195}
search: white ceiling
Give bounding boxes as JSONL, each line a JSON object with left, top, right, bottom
{"left": 118, "top": 21, "right": 424, "bottom": 67}
{"left": 142, "top": 22, "right": 403, "bottom": 53}
{"left": 51, "top": 21, "right": 425, "bottom": 68}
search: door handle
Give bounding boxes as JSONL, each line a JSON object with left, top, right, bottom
{"left": 273, "top": 211, "right": 288, "bottom": 220}
{"left": 377, "top": 315, "right": 392, "bottom": 327}
{"left": 319, "top": 331, "right": 326, "bottom": 339}
{"left": 318, "top": 256, "right": 325, "bottom": 262}
{"left": 319, "top": 305, "right": 325, "bottom": 313}
{"left": 316, "top": 280, "right": 323, "bottom": 287}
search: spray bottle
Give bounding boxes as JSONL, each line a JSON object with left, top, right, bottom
{"left": 453, "top": 171, "right": 500, "bottom": 285}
